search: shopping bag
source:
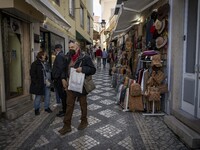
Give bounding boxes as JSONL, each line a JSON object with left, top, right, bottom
{"left": 68, "top": 68, "right": 85, "bottom": 93}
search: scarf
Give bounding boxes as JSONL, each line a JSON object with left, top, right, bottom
{"left": 71, "top": 49, "right": 80, "bottom": 62}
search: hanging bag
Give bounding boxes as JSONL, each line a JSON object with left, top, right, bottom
{"left": 84, "top": 75, "right": 96, "bottom": 93}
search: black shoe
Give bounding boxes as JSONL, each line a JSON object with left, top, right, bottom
{"left": 56, "top": 111, "right": 65, "bottom": 117}
{"left": 45, "top": 107, "right": 53, "bottom": 113}
{"left": 35, "top": 109, "right": 40, "bottom": 116}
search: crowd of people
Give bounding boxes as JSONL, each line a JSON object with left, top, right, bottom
{"left": 30, "top": 42, "right": 118, "bottom": 135}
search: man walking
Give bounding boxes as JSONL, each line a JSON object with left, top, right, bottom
{"left": 58, "top": 41, "right": 96, "bottom": 135}
{"left": 102, "top": 48, "right": 108, "bottom": 68}
{"left": 52, "top": 44, "right": 67, "bottom": 117}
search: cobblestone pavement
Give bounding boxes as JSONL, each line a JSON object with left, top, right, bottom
{"left": 0, "top": 66, "right": 189, "bottom": 150}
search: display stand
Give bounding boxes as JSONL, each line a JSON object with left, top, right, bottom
{"left": 123, "top": 87, "right": 130, "bottom": 112}
{"left": 142, "top": 100, "right": 165, "bottom": 116}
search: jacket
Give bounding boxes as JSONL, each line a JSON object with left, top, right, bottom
{"left": 52, "top": 51, "right": 66, "bottom": 79}
{"left": 68, "top": 52, "right": 96, "bottom": 96}
{"left": 29, "top": 59, "right": 45, "bottom": 95}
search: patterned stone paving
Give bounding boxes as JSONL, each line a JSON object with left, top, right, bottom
{"left": 0, "top": 67, "right": 190, "bottom": 150}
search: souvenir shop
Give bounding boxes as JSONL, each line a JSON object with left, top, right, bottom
{"left": 110, "top": 2, "right": 169, "bottom": 115}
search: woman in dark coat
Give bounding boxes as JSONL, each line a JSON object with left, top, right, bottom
{"left": 30, "top": 51, "right": 52, "bottom": 115}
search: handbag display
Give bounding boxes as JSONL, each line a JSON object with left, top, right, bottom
{"left": 148, "top": 87, "right": 160, "bottom": 101}
{"left": 158, "top": 84, "right": 168, "bottom": 94}
{"left": 84, "top": 75, "right": 96, "bottom": 93}
{"left": 130, "top": 83, "right": 142, "bottom": 97}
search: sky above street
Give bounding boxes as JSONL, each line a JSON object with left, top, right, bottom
{"left": 93, "top": 0, "right": 101, "bottom": 17}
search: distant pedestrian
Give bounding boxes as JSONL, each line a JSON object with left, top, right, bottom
{"left": 102, "top": 48, "right": 108, "bottom": 68}
{"left": 52, "top": 44, "right": 67, "bottom": 117}
{"left": 30, "top": 51, "right": 53, "bottom": 116}
{"left": 96, "top": 46, "right": 102, "bottom": 68}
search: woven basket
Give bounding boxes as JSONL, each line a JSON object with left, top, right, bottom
{"left": 158, "top": 84, "right": 168, "bottom": 94}
{"left": 130, "top": 83, "right": 142, "bottom": 97}
{"left": 148, "top": 87, "right": 160, "bottom": 101}
{"left": 128, "top": 95, "right": 143, "bottom": 112}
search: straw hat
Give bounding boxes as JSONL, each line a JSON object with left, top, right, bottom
{"left": 151, "top": 54, "right": 162, "bottom": 67}
{"left": 157, "top": 3, "right": 170, "bottom": 21}
{"left": 155, "top": 19, "right": 165, "bottom": 34}
{"left": 156, "top": 36, "right": 168, "bottom": 49}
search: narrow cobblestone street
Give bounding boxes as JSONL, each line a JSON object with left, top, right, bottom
{"left": 1, "top": 66, "right": 189, "bottom": 150}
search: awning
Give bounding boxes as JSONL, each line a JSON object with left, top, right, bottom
{"left": 26, "top": 0, "right": 71, "bottom": 30}
{"left": 112, "top": 0, "right": 159, "bottom": 39}
{"left": 76, "top": 31, "right": 92, "bottom": 45}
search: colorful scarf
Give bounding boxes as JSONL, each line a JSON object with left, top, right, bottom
{"left": 71, "top": 49, "right": 80, "bottom": 62}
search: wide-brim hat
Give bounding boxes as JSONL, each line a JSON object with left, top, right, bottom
{"left": 156, "top": 36, "right": 168, "bottom": 49}
{"left": 155, "top": 19, "right": 165, "bottom": 34}
{"left": 157, "top": 3, "right": 170, "bottom": 21}
{"left": 151, "top": 54, "right": 162, "bottom": 67}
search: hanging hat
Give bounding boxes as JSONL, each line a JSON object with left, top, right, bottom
{"left": 157, "top": 3, "right": 170, "bottom": 21}
{"left": 156, "top": 36, "right": 168, "bottom": 49}
{"left": 151, "top": 54, "right": 162, "bottom": 67}
{"left": 155, "top": 19, "right": 165, "bottom": 34}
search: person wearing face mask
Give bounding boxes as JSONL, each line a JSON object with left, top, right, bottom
{"left": 30, "top": 51, "right": 52, "bottom": 116}
{"left": 58, "top": 41, "right": 96, "bottom": 135}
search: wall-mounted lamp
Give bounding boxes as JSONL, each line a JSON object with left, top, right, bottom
{"left": 101, "top": 19, "right": 106, "bottom": 28}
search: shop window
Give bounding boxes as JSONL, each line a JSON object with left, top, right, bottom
{"left": 69, "top": 0, "right": 75, "bottom": 18}
{"left": 80, "top": 5, "right": 84, "bottom": 28}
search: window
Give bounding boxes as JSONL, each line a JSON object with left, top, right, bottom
{"left": 53, "top": 0, "right": 60, "bottom": 6}
{"left": 87, "top": 15, "right": 90, "bottom": 34}
{"left": 69, "top": 0, "right": 75, "bottom": 17}
{"left": 80, "top": 5, "right": 84, "bottom": 28}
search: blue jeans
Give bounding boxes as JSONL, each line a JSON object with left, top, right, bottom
{"left": 34, "top": 86, "right": 51, "bottom": 110}
{"left": 55, "top": 88, "right": 61, "bottom": 104}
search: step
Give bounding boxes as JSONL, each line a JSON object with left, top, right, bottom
{"left": 164, "top": 115, "right": 200, "bottom": 149}
{"left": 6, "top": 95, "right": 33, "bottom": 120}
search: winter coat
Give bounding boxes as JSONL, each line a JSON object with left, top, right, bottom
{"left": 52, "top": 51, "right": 66, "bottom": 80}
{"left": 29, "top": 59, "right": 45, "bottom": 95}
{"left": 67, "top": 52, "right": 96, "bottom": 96}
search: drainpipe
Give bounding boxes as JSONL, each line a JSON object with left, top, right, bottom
{"left": 0, "top": 14, "right": 6, "bottom": 113}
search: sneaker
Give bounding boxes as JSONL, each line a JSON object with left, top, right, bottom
{"left": 35, "top": 109, "right": 40, "bottom": 116}
{"left": 45, "top": 107, "right": 53, "bottom": 113}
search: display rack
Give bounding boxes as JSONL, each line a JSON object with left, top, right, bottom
{"left": 142, "top": 100, "right": 165, "bottom": 116}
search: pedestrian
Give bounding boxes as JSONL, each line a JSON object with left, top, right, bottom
{"left": 30, "top": 51, "right": 52, "bottom": 116}
{"left": 52, "top": 44, "right": 67, "bottom": 117}
{"left": 58, "top": 41, "right": 96, "bottom": 135}
{"left": 96, "top": 46, "right": 102, "bottom": 68}
{"left": 102, "top": 48, "right": 108, "bottom": 68}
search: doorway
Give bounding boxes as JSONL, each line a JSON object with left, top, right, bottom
{"left": 2, "top": 16, "right": 23, "bottom": 99}
{"left": 182, "top": 0, "right": 200, "bottom": 118}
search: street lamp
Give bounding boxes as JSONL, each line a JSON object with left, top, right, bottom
{"left": 101, "top": 19, "right": 106, "bottom": 28}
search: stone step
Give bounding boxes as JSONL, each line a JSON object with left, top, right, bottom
{"left": 164, "top": 115, "right": 200, "bottom": 149}
{"left": 6, "top": 95, "right": 33, "bottom": 120}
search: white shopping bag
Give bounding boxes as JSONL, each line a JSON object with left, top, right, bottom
{"left": 68, "top": 68, "right": 85, "bottom": 93}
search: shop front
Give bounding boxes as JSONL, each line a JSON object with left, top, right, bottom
{"left": 109, "top": 0, "right": 200, "bottom": 148}
{"left": 0, "top": 0, "right": 71, "bottom": 119}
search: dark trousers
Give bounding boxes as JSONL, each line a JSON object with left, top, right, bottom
{"left": 54, "top": 79, "right": 67, "bottom": 112}
{"left": 63, "top": 90, "right": 87, "bottom": 126}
